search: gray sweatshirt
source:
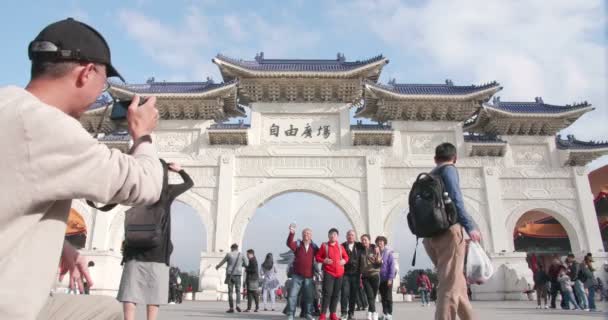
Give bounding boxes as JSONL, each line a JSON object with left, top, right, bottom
{"left": 217, "top": 251, "right": 249, "bottom": 276}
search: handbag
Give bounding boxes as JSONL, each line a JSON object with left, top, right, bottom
{"left": 123, "top": 160, "right": 169, "bottom": 249}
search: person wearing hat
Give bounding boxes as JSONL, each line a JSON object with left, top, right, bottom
{"left": 0, "top": 18, "right": 163, "bottom": 320}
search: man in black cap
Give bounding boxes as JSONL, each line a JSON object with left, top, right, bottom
{"left": 0, "top": 18, "right": 163, "bottom": 320}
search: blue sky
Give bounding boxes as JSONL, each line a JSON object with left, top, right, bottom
{"left": 2, "top": 1, "right": 606, "bottom": 273}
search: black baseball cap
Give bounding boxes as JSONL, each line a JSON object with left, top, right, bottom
{"left": 28, "top": 18, "right": 124, "bottom": 82}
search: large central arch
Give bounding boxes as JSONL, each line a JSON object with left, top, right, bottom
{"left": 231, "top": 179, "right": 365, "bottom": 246}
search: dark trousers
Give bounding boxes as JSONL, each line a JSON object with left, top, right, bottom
{"left": 379, "top": 280, "right": 393, "bottom": 315}
{"left": 362, "top": 274, "right": 380, "bottom": 313}
{"left": 247, "top": 290, "right": 259, "bottom": 310}
{"left": 227, "top": 275, "right": 241, "bottom": 309}
{"left": 358, "top": 285, "right": 368, "bottom": 309}
{"left": 340, "top": 273, "right": 359, "bottom": 315}
{"left": 321, "top": 274, "right": 343, "bottom": 314}
{"left": 549, "top": 281, "right": 566, "bottom": 309}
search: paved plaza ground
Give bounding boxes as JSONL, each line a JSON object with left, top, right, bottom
{"left": 135, "top": 300, "right": 607, "bottom": 319}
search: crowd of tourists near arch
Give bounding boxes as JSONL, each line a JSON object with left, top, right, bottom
{"left": 532, "top": 252, "right": 601, "bottom": 311}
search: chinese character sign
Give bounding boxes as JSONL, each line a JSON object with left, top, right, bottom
{"left": 263, "top": 116, "right": 337, "bottom": 144}
{"left": 268, "top": 123, "right": 331, "bottom": 139}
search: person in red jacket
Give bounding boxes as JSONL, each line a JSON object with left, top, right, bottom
{"left": 416, "top": 270, "right": 433, "bottom": 307}
{"left": 315, "top": 228, "right": 349, "bottom": 320}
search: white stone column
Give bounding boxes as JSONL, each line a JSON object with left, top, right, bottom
{"left": 365, "top": 156, "right": 383, "bottom": 236}
{"left": 339, "top": 106, "right": 351, "bottom": 147}
{"left": 90, "top": 209, "right": 111, "bottom": 250}
{"left": 249, "top": 106, "right": 262, "bottom": 146}
{"left": 197, "top": 252, "right": 227, "bottom": 301}
{"left": 214, "top": 155, "right": 235, "bottom": 252}
{"left": 482, "top": 167, "right": 506, "bottom": 253}
{"left": 572, "top": 166, "right": 604, "bottom": 253}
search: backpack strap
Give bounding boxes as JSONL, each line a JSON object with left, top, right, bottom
{"left": 86, "top": 159, "right": 169, "bottom": 212}
{"left": 229, "top": 253, "right": 241, "bottom": 277}
{"left": 411, "top": 237, "right": 419, "bottom": 266}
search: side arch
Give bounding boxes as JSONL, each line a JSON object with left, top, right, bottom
{"left": 231, "top": 179, "right": 365, "bottom": 246}
{"left": 505, "top": 201, "right": 583, "bottom": 253}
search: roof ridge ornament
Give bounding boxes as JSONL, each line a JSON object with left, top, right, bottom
{"left": 255, "top": 51, "right": 264, "bottom": 63}
{"left": 535, "top": 96, "right": 543, "bottom": 104}
{"left": 146, "top": 77, "right": 155, "bottom": 84}
{"left": 445, "top": 79, "right": 454, "bottom": 86}
{"left": 492, "top": 96, "right": 501, "bottom": 104}
{"left": 337, "top": 52, "right": 346, "bottom": 62}
{"left": 388, "top": 78, "right": 396, "bottom": 85}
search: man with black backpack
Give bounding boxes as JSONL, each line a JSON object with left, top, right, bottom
{"left": 408, "top": 142, "right": 481, "bottom": 320}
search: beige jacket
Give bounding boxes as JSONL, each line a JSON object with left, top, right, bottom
{"left": 0, "top": 86, "right": 163, "bottom": 320}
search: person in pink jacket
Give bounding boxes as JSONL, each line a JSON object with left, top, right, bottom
{"left": 315, "top": 228, "right": 349, "bottom": 320}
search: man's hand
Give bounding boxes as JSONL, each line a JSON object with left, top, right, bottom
{"left": 375, "top": 247, "right": 380, "bottom": 255}
{"left": 387, "top": 280, "right": 393, "bottom": 287}
{"left": 168, "top": 163, "right": 182, "bottom": 172}
{"left": 324, "top": 258, "right": 333, "bottom": 265}
{"left": 127, "top": 95, "right": 158, "bottom": 141}
{"left": 59, "top": 241, "right": 93, "bottom": 293}
{"left": 469, "top": 230, "right": 482, "bottom": 242}
{"left": 289, "top": 225, "right": 296, "bottom": 234}
{"left": 340, "top": 259, "right": 346, "bottom": 266}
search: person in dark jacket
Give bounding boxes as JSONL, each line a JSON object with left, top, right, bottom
{"left": 340, "top": 230, "right": 363, "bottom": 320}
{"left": 117, "top": 161, "right": 193, "bottom": 320}
{"left": 533, "top": 264, "right": 550, "bottom": 309}
{"left": 244, "top": 249, "right": 260, "bottom": 312}
{"left": 548, "top": 258, "right": 566, "bottom": 309}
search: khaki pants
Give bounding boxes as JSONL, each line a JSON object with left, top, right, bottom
{"left": 423, "top": 224, "right": 474, "bottom": 320}
{"left": 37, "top": 293, "right": 123, "bottom": 320}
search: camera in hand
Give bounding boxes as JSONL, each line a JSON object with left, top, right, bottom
{"left": 110, "top": 96, "right": 148, "bottom": 120}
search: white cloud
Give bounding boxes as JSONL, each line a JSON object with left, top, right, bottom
{"left": 331, "top": 0, "right": 607, "bottom": 139}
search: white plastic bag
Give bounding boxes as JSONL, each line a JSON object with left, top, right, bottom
{"left": 465, "top": 242, "right": 494, "bottom": 284}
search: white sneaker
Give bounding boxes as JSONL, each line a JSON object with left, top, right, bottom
{"left": 367, "top": 312, "right": 372, "bottom": 320}
{"left": 169, "top": 302, "right": 176, "bottom": 305}
{"left": 385, "top": 315, "right": 392, "bottom": 320}
{"left": 544, "top": 305, "right": 549, "bottom": 309}
{"left": 372, "top": 312, "right": 379, "bottom": 320}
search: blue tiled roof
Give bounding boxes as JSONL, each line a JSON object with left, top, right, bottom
{"left": 368, "top": 79, "right": 500, "bottom": 96}
{"left": 463, "top": 134, "right": 506, "bottom": 143}
{"left": 556, "top": 134, "right": 608, "bottom": 150}
{"left": 215, "top": 52, "right": 387, "bottom": 72}
{"left": 489, "top": 97, "right": 592, "bottom": 114}
{"left": 110, "top": 79, "right": 235, "bottom": 94}
{"left": 350, "top": 124, "right": 393, "bottom": 131}
{"left": 208, "top": 123, "right": 251, "bottom": 130}
{"left": 98, "top": 130, "right": 130, "bottom": 142}
{"left": 88, "top": 95, "right": 113, "bottom": 110}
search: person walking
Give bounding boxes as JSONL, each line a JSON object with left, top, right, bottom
{"left": 359, "top": 234, "right": 382, "bottom": 320}
{"left": 216, "top": 244, "right": 249, "bottom": 313}
{"left": 548, "top": 258, "right": 565, "bottom": 309}
{"left": 261, "top": 253, "right": 279, "bottom": 311}
{"left": 244, "top": 249, "right": 260, "bottom": 312}
{"left": 118, "top": 161, "right": 193, "bottom": 320}
{"left": 417, "top": 271, "right": 432, "bottom": 307}
{"left": 422, "top": 143, "right": 482, "bottom": 320}
{"left": 533, "top": 264, "right": 550, "bottom": 309}
{"left": 286, "top": 224, "right": 318, "bottom": 320}
{"left": 0, "top": 17, "right": 163, "bottom": 320}
{"left": 315, "top": 228, "right": 349, "bottom": 320}
{"left": 340, "top": 230, "right": 363, "bottom": 320}
{"left": 376, "top": 236, "right": 395, "bottom": 320}
{"left": 580, "top": 255, "right": 597, "bottom": 311}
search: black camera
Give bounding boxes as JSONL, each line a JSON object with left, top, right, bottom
{"left": 110, "top": 96, "right": 148, "bottom": 120}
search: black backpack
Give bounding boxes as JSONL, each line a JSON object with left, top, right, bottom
{"left": 407, "top": 165, "right": 457, "bottom": 265}
{"left": 123, "top": 159, "right": 169, "bottom": 249}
